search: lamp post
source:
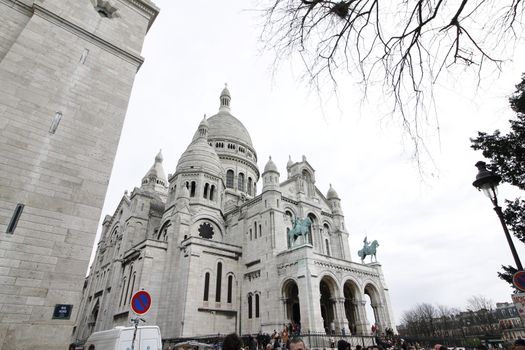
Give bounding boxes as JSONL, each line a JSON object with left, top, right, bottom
{"left": 472, "top": 161, "right": 523, "bottom": 271}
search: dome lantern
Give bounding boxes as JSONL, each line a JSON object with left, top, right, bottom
{"left": 219, "top": 83, "right": 231, "bottom": 112}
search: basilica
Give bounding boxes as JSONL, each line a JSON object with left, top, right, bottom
{"left": 73, "top": 87, "right": 397, "bottom": 342}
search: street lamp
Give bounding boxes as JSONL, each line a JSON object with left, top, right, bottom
{"left": 472, "top": 161, "right": 523, "bottom": 271}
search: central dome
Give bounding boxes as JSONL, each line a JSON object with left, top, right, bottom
{"left": 207, "top": 84, "right": 253, "bottom": 148}
{"left": 207, "top": 111, "right": 253, "bottom": 147}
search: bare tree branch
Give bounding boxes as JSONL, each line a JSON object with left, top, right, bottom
{"left": 258, "top": 0, "right": 525, "bottom": 163}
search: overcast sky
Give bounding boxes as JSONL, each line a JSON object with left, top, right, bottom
{"left": 92, "top": 1, "right": 525, "bottom": 323}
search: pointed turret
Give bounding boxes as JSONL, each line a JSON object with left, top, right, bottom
{"left": 327, "top": 183, "right": 342, "bottom": 214}
{"left": 192, "top": 114, "right": 209, "bottom": 141}
{"left": 141, "top": 150, "right": 168, "bottom": 196}
{"left": 327, "top": 183, "right": 340, "bottom": 200}
{"left": 219, "top": 83, "right": 231, "bottom": 112}
{"left": 262, "top": 156, "right": 280, "bottom": 192}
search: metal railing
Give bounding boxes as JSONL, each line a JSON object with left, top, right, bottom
{"left": 163, "top": 332, "right": 377, "bottom": 350}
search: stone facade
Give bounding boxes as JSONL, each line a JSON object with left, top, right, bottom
{"left": 0, "top": 0, "right": 158, "bottom": 349}
{"left": 73, "top": 87, "right": 397, "bottom": 342}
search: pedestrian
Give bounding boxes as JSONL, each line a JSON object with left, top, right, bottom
{"left": 223, "top": 333, "right": 244, "bottom": 350}
{"left": 337, "top": 339, "right": 348, "bottom": 350}
{"left": 289, "top": 338, "right": 306, "bottom": 350}
{"left": 88, "top": 345, "right": 95, "bottom": 350}
{"left": 513, "top": 340, "right": 525, "bottom": 350}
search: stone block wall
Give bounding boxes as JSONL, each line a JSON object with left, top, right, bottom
{"left": 0, "top": 1, "right": 158, "bottom": 348}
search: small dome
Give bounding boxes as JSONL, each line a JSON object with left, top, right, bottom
{"left": 176, "top": 121, "right": 223, "bottom": 175}
{"left": 327, "top": 184, "right": 340, "bottom": 200}
{"left": 264, "top": 156, "right": 278, "bottom": 173}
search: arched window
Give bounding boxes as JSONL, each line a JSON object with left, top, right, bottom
{"left": 226, "top": 170, "right": 234, "bottom": 189}
{"left": 254, "top": 222, "right": 257, "bottom": 237}
{"left": 203, "top": 272, "right": 210, "bottom": 301}
{"left": 210, "top": 185, "right": 215, "bottom": 201}
{"left": 325, "top": 239, "right": 331, "bottom": 256}
{"left": 215, "top": 262, "right": 222, "bottom": 302}
{"left": 255, "top": 294, "right": 260, "bottom": 318}
{"left": 259, "top": 224, "right": 262, "bottom": 237}
{"left": 238, "top": 173, "right": 245, "bottom": 191}
{"left": 190, "top": 181, "right": 196, "bottom": 197}
{"left": 247, "top": 177, "right": 252, "bottom": 195}
{"left": 124, "top": 265, "right": 133, "bottom": 305}
{"left": 250, "top": 229, "right": 252, "bottom": 240}
{"left": 203, "top": 183, "right": 209, "bottom": 199}
{"left": 227, "top": 275, "right": 233, "bottom": 303}
{"left": 307, "top": 213, "right": 317, "bottom": 245}
{"left": 129, "top": 273, "right": 136, "bottom": 302}
{"left": 119, "top": 277, "right": 126, "bottom": 306}
{"left": 248, "top": 294, "right": 253, "bottom": 319}
{"left": 185, "top": 181, "right": 189, "bottom": 189}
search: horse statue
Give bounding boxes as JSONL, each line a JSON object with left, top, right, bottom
{"left": 288, "top": 217, "right": 312, "bottom": 247}
{"left": 358, "top": 238, "right": 379, "bottom": 263}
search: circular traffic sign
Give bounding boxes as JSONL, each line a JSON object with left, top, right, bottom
{"left": 130, "top": 290, "right": 152, "bottom": 315}
{"left": 513, "top": 271, "right": 525, "bottom": 292}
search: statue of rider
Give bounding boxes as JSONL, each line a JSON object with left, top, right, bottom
{"left": 363, "top": 236, "right": 370, "bottom": 251}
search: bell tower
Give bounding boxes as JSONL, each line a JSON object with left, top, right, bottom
{"left": 0, "top": 1, "right": 159, "bottom": 348}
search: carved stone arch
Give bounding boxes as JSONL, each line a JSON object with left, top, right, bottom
{"left": 306, "top": 212, "right": 319, "bottom": 224}
{"left": 284, "top": 208, "right": 295, "bottom": 221}
{"left": 342, "top": 277, "right": 361, "bottom": 335}
{"left": 319, "top": 272, "right": 341, "bottom": 296}
{"left": 319, "top": 274, "right": 340, "bottom": 333}
{"left": 281, "top": 278, "right": 301, "bottom": 324}
{"left": 306, "top": 212, "right": 319, "bottom": 245}
{"left": 363, "top": 280, "right": 382, "bottom": 306}
{"left": 157, "top": 220, "right": 171, "bottom": 241}
{"left": 363, "top": 280, "right": 385, "bottom": 333}
{"left": 109, "top": 225, "right": 119, "bottom": 243}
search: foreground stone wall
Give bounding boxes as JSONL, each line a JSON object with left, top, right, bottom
{"left": 0, "top": 1, "right": 158, "bottom": 348}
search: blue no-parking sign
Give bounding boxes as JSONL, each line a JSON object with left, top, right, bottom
{"left": 130, "top": 290, "right": 152, "bottom": 315}
{"left": 513, "top": 271, "right": 525, "bottom": 292}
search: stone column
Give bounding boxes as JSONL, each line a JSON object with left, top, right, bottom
{"left": 335, "top": 297, "right": 349, "bottom": 335}
{"left": 281, "top": 297, "right": 289, "bottom": 324}
{"left": 355, "top": 299, "right": 370, "bottom": 335}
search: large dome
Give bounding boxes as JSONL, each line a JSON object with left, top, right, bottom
{"left": 208, "top": 111, "right": 253, "bottom": 147}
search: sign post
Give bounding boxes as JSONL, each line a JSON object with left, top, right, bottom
{"left": 130, "top": 290, "right": 152, "bottom": 350}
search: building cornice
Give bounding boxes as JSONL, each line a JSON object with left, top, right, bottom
{"left": 121, "top": 0, "right": 159, "bottom": 31}
{"left": 33, "top": 3, "right": 145, "bottom": 69}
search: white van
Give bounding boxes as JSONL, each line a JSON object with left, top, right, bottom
{"left": 84, "top": 325, "right": 162, "bottom": 350}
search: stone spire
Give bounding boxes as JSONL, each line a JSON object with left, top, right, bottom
{"left": 141, "top": 150, "right": 168, "bottom": 195}
{"left": 219, "top": 83, "right": 231, "bottom": 112}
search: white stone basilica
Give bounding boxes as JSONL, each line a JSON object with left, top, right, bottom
{"left": 73, "top": 87, "right": 397, "bottom": 342}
